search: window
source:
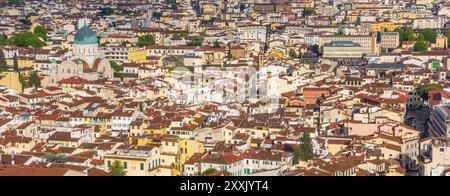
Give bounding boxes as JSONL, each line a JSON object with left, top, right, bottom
{"left": 107, "top": 161, "right": 111, "bottom": 167}
{"left": 140, "top": 163, "right": 144, "bottom": 171}
{"left": 123, "top": 162, "right": 128, "bottom": 169}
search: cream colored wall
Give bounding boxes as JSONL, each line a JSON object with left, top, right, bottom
{"left": 0, "top": 72, "right": 23, "bottom": 92}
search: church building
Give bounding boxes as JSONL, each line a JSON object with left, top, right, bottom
{"left": 48, "top": 25, "right": 113, "bottom": 85}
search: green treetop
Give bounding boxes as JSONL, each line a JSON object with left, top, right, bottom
{"left": 187, "top": 36, "right": 204, "bottom": 46}
{"left": 299, "top": 133, "right": 314, "bottom": 161}
{"left": 28, "top": 71, "right": 41, "bottom": 90}
{"left": 10, "top": 32, "right": 46, "bottom": 48}
{"left": 13, "top": 52, "right": 18, "bottom": 72}
{"left": 33, "top": 25, "right": 48, "bottom": 41}
{"left": 137, "top": 34, "right": 156, "bottom": 47}
{"left": 416, "top": 83, "right": 442, "bottom": 101}
{"left": 109, "top": 160, "right": 127, "bottom": 176}
{"left": 414, "top": 41, "right": 428, "bottom": 52}
{"left": 420, "top": 28, "right": 437, "bottom": 43}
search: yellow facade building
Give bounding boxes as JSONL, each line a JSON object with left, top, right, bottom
{"left": 370, "top": 22, "right": 399, "bottom": 32}
{"left": 179, "top": 139, "right": 204, "bottom": 167}
{"left": 128, "top": 48, "right": 147, "bottom": 63}
{"left": 130, "top": 121, "right": 168, "bottom": 137}
{"left": 6, "top": 57, "right": 35, "bottom": 69}
{"left": 270, "top": 50, "right": 285, "bottom": 58}
{"left": 0, "top": 71, "right": 23, "bottom": 92}
{"left": 301, "top": 1, "right": 314, "bottom": 8}
{"left": 435, "top": 36, "right": 448, "bottom": 48}
{"left": 346, "top": 15, "right": 359, "bottom": 23}
{"left": 19, "top": 58, "right": 35, "bottom": 69}
{"left": 104, "top": 144, "right": 162, "bottom": 176}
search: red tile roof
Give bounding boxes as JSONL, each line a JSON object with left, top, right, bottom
{"left": 58, "top": 76, "right": 88, "bottom": 84}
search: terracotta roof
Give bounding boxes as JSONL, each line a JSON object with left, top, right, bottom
{"left": 0, "top": 166, "right": 74, "bottom": 176}
{"left": 58, "top": 76, "right": 88, "bottom": 84}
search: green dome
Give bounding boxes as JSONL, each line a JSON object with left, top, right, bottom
{"left": 74, "top": 26, "right": 98, "bottom": 45}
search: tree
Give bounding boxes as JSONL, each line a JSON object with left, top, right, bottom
{"left": 121, "top": 9, "right": 133, "bottom": 14}
{"left": 299, "top": 133, "right": 314, "bottom": 161}
{"left": 335, "top": 29, "right": 344, "bottom": 35}
{"left": 394, "top": 27, "right": 405, "bottom": 41}
{"left": 227, "top": 42, "right": 232, "bottom": 59}
{"left": 166, "top": 0, "right": 177, "bottom": 10}
{"left": 18, "top": 73, "right": 26, "bottom": 91}
{"left": 139, "top": 102, "right": 144, "bottom": 112}
{"left": 122, "top": 40, "right": 131, "bottom": 45}
{"left": 19, "top": 17, "right": 31, "bottom": 26}
{"left": 109, "top": 160, "right": 126, "bottom": 176}
{"left": 292, "top": 147, "right": 301, "bottom": 165}
{"left": 100, "top": 41, "right": 110, "bottom": 47}
{"left": 404, "top": 27, "right": 415, "bottom": 41}
{"left": 33, "top": 25, "right": 48, "bottom": 41}
{"left": 446, "top": 30, "right": 450, "bottom": 48}
{"left": 0, "top": 49, "right": 6, "bottom": 68}
{"left": 201, "top": 168, "right": 217, "bottom": 176}
{"left": 414, "top": 41, "right": 428, "bottom": 52}
{"left": 99, "top": 7, "right": 114, "bottom": 16}
{"left": 308, "top": 44, "right": 319, "bottom": 54}
{"left": 10, "top": 32, "right": 46, "bottom": 48}
{"left": 108, "top": 22, "right": 116, "bottom": 28}
{"left": 152, "top": 12, "right": 162, "bottom": 20}
{"left": 200, "top": 19, "right": 214, "bottom": 25}
{"left": 13, "top": 53, "right": 18, "bottom": 72}
{"left": 420, "top": 28, "right": 437, "bottom": 43}
{"left": 417, "top": 34, "right": 425, "bottom": 42}
{"left": 187, "top": 36, "right": 204, "bottom": 46}
{"left": 289, "top": 49, "right": 298, "bottom": 58}
{"left": 377, "top": 31, "right": 382, "bottom": 43}
{"left": 212, "top": 40, "right": 221, "bottom": 48}
{"left": 416, "top": 84, "right": 442, "bottom": 101}
{"left": 172, "top": 32, "right": 188, "bottom": 40}
{"left": 25, "top": 13, "right": 35, "bottom": 20}
{"left": 28, "top": 71, "right": 41, "bottom": 89}
{"left": 110, "top": 60, "right": 123, "bottom": 73}
{"left": 0, "top": 33, "right": 9, "bottom": 46}
{"left": 137, "top": 34, "right": 156, "bottom": 47}
{"left": 239, "top": 3, "right": 246, "bottom": 12}
{"left": 302, "top": 8, "right": 315, "bottom": 17}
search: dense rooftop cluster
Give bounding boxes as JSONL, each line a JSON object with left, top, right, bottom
{"left": 0, "top": 0, "right": 449, "bottom": 176}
